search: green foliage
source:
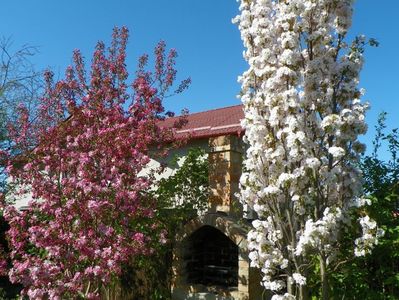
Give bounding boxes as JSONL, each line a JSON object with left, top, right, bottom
{"left": 155, "top": 147, "right": 209, "bottom": 226}
{"left": 121, "top": 148, "right": 209, "bottom": 299}
{"left": 331, "top": 112, "right": 399, "bottom": 299}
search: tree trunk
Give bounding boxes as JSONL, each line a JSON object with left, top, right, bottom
{"left": 320, "top": 255, "right": 329, "bottom": 300}
{"left": 287, "top": 275, "right": 294, "bottom": 296}
{"left": 299, "top": 285, "right": 308, "bottom": 300}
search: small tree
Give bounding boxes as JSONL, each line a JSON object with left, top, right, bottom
{"left": 3, "top": 27, "right": 189, "bottom": 299}
{"left": 155, "top": 148, "right": 209, "bottom": 221}
{"left": 0, "top": 39, "right": 42, "bottom": 189}
{"left": 235, "top": 1, "right": 381, "bottom": 299}
{"left": 122, "top": 148, "right": 209, "bottom": 299}
{"left": 331, "top": 113, "right": 399, "bottom": 299}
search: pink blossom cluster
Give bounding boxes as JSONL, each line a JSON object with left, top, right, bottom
{"left": 3, "top": 27, "right": 189, "bottom": 299}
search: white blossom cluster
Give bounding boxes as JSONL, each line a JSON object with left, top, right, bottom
{"left": 235, "top": 0, "right": 380, "bottom": 297}
{"left": 271, "top": 293, "right": 296, "bottom": 300}
{"left": 354, "top": 215, "right": 384, "bottom": 257}
{"left": 248, "top": 218, "right": 288, "bottom": 291}
{"left": 295, "top": 207, "right": 343, "bottom": 257}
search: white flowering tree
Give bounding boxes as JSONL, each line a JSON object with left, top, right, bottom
{"left": 234, "top": 1, "right": 382, "bottom": 299}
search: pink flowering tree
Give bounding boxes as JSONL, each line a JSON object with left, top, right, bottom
{"left": 3, "top": 27, "right": 189, "bottom": 299}
{"left": 235, "top": 1, "right": 382, "bottom": 299}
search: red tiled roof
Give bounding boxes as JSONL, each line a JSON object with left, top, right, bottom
{"left": 161, "top": 104, "right": 244, "bottom": 140}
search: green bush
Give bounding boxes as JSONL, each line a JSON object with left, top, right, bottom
{"left": 121, "top": 148, "right": 209, "bottom": 299}
{"left": 331, "top": 112, "right": 399, "bottom": 299}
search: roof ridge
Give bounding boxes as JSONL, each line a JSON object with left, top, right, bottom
{"left": 159, "top": 104, "right": 244, "bottom": 140}
{"left": 179, "top": 103, "right": 242, "bottom": 117}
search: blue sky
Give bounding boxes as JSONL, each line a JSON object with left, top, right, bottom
{"left": 1, "top": 1, "right": 398, "bottom": 158}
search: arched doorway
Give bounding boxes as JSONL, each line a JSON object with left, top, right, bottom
{"left": 171, "top": 213, "right": 262, "bottom": 300}
{"left": 184, "top": 225, "right": 238, "bottom": 288}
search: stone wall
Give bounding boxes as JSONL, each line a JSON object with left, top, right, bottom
{"left": 171, "top": 134, "right": 263, "bottom": 300}
{"left": 208, "top": 135, "right": 243, "bottom": 215}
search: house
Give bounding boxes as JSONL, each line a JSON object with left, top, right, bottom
{"left": 158, "top": 105, "right": 263, "bottom": 300}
